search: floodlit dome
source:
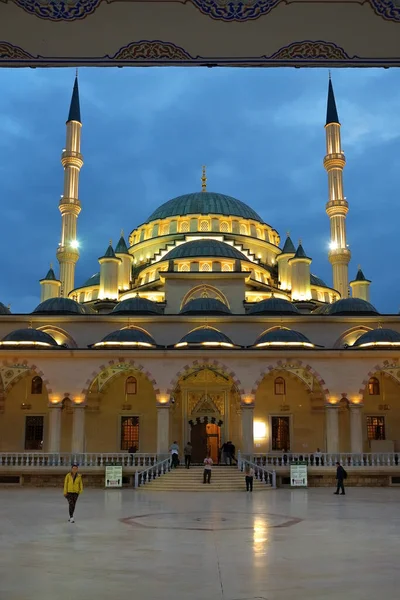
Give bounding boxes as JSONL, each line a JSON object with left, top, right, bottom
{"left": 92, "top": 327, "right": 156, "bottom": 348}
{"left": 352, "top": 328, "right": 400, "bottom": 348}
{"left": 0, "top": 302, "right": 10, "bottom": 315}
{"left": 112, "top": 297, "right": 163, "bottom": 315}
{"left": 163, "top": 239, "right": 247, "bottom": 262}
{"left": 175, "top": 326, "right": 237, "bottom": 348}
{"left": 33, "top": 297, "right": 86, "bottom": 315}
{"left": 0, "top": 328, "right": 58, "bottom": 347}
{"left": 147, "top": 191, "right": 264, "bottom": 223}
{"left": 180, "top": 297, "right": 231, "bottom": 315}
{"left": 248, "top": 297, "right": 300, "bottom": 315}
{"left": 253, "top": 328, "right": 314, "bottom": 348}
{"left": 325, "top": 298, "right": 379, "bottom": 316}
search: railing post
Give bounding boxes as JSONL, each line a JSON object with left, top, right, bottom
{"left": 272, "top": 470, "right": 277, "bottom": 488}
{"left": 237, "top": 450, "right": 241, "bottom": 471}
{"left": 134, "top": 471, "right": 139, "bottom": 488}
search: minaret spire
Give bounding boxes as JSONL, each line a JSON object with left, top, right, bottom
{"left": 324, "top": 76, "right": 351, "bottom": 299}
{"left": 56, "top": 75, "right": 83, "bottom": 297}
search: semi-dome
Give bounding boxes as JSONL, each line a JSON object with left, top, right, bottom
{"left": 180, "top": 297, "right": 231, "bottom": 315}
{"left": 0, "top": 302, "right": 10, "bottom": 315}
{"left": 112, "top": 297, "right": 163, "bottom": 315}
{"left": 248, "top": 297, "right": 300, "bottom": 315}
{"left": 147, "top": 192, "right": 264, "bottom": 223}
{"left": 33, "top": 297, "right": 86, "bottom": 315}
{"left": 0, "top": 328, "right": 58, "bottom": 347}
{"left": 325, "top": 298, "right": 379, "bottom": 316}
{"left": 353, "top": 328, "right": 400, "bottom": 348}
{"left": 253, "top": 328, "right": 314, "bottom": 348}
{"left": 175, "top": 326, "right": 237, "bottom": 348}
{"left": 163, "top": 239, "right": 247, "bottom": 262}
{"left": 93, "top": 327, "right": 156, "bottom": 348}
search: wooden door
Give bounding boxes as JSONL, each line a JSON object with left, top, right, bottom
{"left": 190, "top": 422, "right": 208, "bottom": 463}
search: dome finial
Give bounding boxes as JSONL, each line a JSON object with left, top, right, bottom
{"left": 121, "top": 229, "right": 124, "bottom": 238}
{"left": 201, "top": 165, "right": 207, "bottom": 192}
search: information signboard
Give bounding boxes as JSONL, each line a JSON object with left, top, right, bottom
{"left": 290, "top": 462, "right": 308, "bottom": 487}
{"left": 105, "top": 465, "right": 123, "bottom": 488}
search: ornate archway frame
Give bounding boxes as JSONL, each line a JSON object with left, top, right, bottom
{"left": 359, "top": 359, "right": 400, "bottom": 396}
{"left": 167, "top": 358, "right": 245, "bottom": 396}
{"left": 82, "top": 358, "right": 160, "bottom": 400}
{"left": 0, "top": 359, "right": 53, "bottom": 394}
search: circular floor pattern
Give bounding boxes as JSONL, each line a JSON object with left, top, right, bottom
{"left": 121, "top": 510, "right": 302, "bottom": 531}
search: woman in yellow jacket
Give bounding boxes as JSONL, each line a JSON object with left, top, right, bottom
{"left": 64, "top": 463, "right": 83, "bottom": 523}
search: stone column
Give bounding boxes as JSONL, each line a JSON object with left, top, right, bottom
{"left": 157, "top": 404, "right": 170, "bottom": 456}
{"left": 349, "top": 404, "right": 363, "bottom": 454}
{"left": 241, "top": 405, "right": 254, "bottom": 456}
{"left": 325, "top": 404, "right": 339, "bottom": 453}
{"left": 71, "top": 405, "right": 85, "bottom": 454}
{"left": 48, "top": 405, "right": 62, "bottom": 453}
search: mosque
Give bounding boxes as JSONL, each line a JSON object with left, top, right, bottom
{"left": 0, "top": 76, "right": 399, "bottom": 466}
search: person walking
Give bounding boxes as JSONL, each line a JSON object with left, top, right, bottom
{"left": 203, "top": 454, "right": 213, "bottom": 484}
{"left": 183, "top": 442, "right": 192, "bottom": 469}
{"left": 245, "top": 465, "right": 254, "bottom": 492}
{"left": 227, "top": 441, "right": 237, "bottom": 465}
{"left": 64, "top": 463, "right": 83, "bottom": 523}
{"left": 220, "top": 442, "right": 229, "bottom": 465}
{"left": 334, "top": 461, "right": 347, "bottom": 495}
{"left": 169, "top": 441, "right": 180, "bottom": 468}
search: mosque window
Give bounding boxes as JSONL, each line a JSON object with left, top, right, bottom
{"left": 24, "top": 416, "right": 44, "bottom": 450}
{"left": 368, "top": 377, "right": 380, "bottom": 396}
{"left": 120, "top": 416, "right": 140, "bottom": 451}
{"left": 220, "top": 221, "right": 229, "bottom": 233}
{"left": 240, "top": 224, "right": 248, "bottom": 235}
{"left": 256, "top": 228, "right": 263, "bottom": 239}
{"left": 366, "top": 416, "right": 385, "bottom": 441}
{"left": 125, "top": 376, "right": 137, "bottom": 395}
{"left": 161, "top": 223, "right": 170, "bottom": 236}
{"left": 180, "top": 263, "right": 190, "bottom": 272}
{"left": 31, "top": 376, "right": 43, "bottom": 395}
{"left": 180, "top": 221, "right": 189, "bottom": 233}
{"left": 200, "top": 262, "right": 211, "bottom": 272}
{"left": 222, "top": 263, "right": 232, "bottom": 272}
{"left": 274, "top": 377, "right": 286, "bottom": 395}
{"left": 199, "top": 220, "right": 210, "bottom": 232}
{"left": 271, "top": 416, "right": 290, "bottom": 451}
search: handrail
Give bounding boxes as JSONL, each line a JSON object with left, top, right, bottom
{"left": 0, "top": 452, "right": 163, "bottom": 468}
{"left": 134, "top": 457, "right": 171, "bottom": 488}
{"left": 237, "top": 451, "right": 276, "bottom": 488}
{"left": 245, "top": 452, "right": 400, "bottom": 468}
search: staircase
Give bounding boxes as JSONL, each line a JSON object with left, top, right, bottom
{"left": 141, "top": 466, "right": 273, "bottom": 492}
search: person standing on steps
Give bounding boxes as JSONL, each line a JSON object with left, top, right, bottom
{"left": 220, "top": 441, "right": 229, "bottom": 465}
{"left": 334, "top": 461, "right": 347, "bottom": 495}
{"left": 203, "top": 454, "right": 213, "bottom": 484}
{"left": 244, "top": 465, "right": 254, "bottom": 492}
{"left": 184, "top": 441, "right": 192, "bottom": 469}
{"left": 169, "top": 441, "right": 180, "bottom": 468}
{"left": 64, "top": 463, "right": 83, "bottom": 523}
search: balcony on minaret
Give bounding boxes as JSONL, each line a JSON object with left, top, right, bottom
{"left": 61, "top": 149, "right": 83, "bottom": 169}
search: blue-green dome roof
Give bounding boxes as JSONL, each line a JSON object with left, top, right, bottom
{"left": 147, "top": 192, "right": 264, "bottom": 223}
{"left": 326, "top": 298, "right": 378, "bottom": 316}
{"left": 249, "top": 297, "right": 300, "bottom": 315}
{"left": 253, "top": 328, "right": 314, "bottom": 347}
{"left": 82, "top": 273, "right": 100, "bottom": 287}
{"left": 353, "top": 328, "right": 400, "bottom": 348}
{"left": 163, "top": 239, "right": 246, "bottom": 262}
{"left": 312, "top": 304, "right": 331, "bottom": 315}
{"left": 112, "top": 297, "right": 163, "bottom": 315}
{"left": 94, "top": 327, "right": 156, "bottom": 347}
{"left": 33, "top": 297, "right": 86, "bottom": 315}
{"left": 0, "top": 328, "right": 58, "bottom": 347}
{"left": 176, "top": 326, "right": 237, "bottom": 347}
{"left": 180, "top": 298, "right": 231, "bottom": 315}
{"left": 310, "top": 274, "right": 328, "bottom": 287}
{"left": 0, "top": 302, "right": 10, "bottom": 315}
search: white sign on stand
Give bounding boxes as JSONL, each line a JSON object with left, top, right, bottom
{"left": 290, "top": 462, "right": 308, "bottom": 487}
{"left": 105, "top": 465, "right": 123, "bottom": 488}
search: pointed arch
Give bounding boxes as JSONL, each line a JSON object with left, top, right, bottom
{"left": 37, "top": 325, "right": 77, "bottom": 348}
{"left": 0, "top": 359, "right": 53, "bottom": 394}
{"left": 359, "top": 359, "right": 400, "bottom": 395}
{"left": 333, "top": 326, "right": 372, "bottom": 349}
{"left": 180, "top": 284, "right": 230, "bottom": 309}
{"left": 167, "top": 358, "right": 244, "bottom": 395}
{"left": 81, "top": 358, "right": 160, "bottom": 398}
{"left": 251, "top": 359, "right": 329, "bottom": 400}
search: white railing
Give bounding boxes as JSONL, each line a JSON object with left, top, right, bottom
{"left": 246, "top": 452, "right": 400, "bottom": 468}
{"left": 134, "top": 457, "right": 171, "bottom": 488}
{"left": 0, "top": 453, "right": 164, "bottom": 468}
{"left": 237, "top": 452, "right": 276, "bottom": 487}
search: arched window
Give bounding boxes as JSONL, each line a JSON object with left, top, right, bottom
{"left": 180, "top": 221, "right": 189, "bottom": 233}
{"left": 256, "top": 228, "right": 263, "bottom": 239}
{"left": 31, "top": 376, "right": 43, "bottom": 395}
{"left": 274, "top": 377, "right": 285, "bottom": 395}
{"left": 180, "top": 263, "right": 190, "bottom": 272}
{"left": 125, "top": 376, "right": 137, "bottom": 395}
{"left": 200, "top": 262, "right": 211, "bottom": 272}
{"left": 240, "top": 224, "right": 247, "bottom": 235}
{"left": 368, "top": 377, "right": 380, "bottom": 396}
{"left": 220, "top": 221, "right": 229, "bottom": 233}
{"left": 161, "top": 223, "right": 170, "bottom": 236}
{"left": 222, "top": 263, "right": 232, "bottom": 272}
{"left": 199, "top": 220, "right": 210, "bottom": 232}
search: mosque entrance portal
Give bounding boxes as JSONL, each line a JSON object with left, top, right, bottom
{"left": 189, "top": 419, "right": 221, "bottom": 464}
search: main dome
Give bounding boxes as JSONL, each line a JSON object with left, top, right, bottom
{"left": 147, "top": 192, "right": 264, "bottom": 223}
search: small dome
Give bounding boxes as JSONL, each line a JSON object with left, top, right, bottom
{"left": 163, "top": 239, "right": 246, "bottom": 262}
{"left": 180, "top": 297, "right": 231, "bottom": 315}
{"left": 176, "top": 326, "right": 237, "bottom": 348}
{"left": 353, "top": 328, "right": 400, "bottom": 348}
{"left": 326, "top": 298, "right": 379, "bottom": 316}
{"left": 253, "top": 328, "right": 314, "bottom": 348}
{"left": 112, "top": 297, "right": 163, "bottom": 315}
{"left": 82, "top": 273, "right": 100, "bottom": 287}
{"left": 93, "top": 327, "right": 156, "bottom": 348}
{"left": 0, "top": 302, "right": 11, "bottom": 315}
{"left": 33, "top": 297, "right": 86, "bottom": 315}
{"left": 310, "top": 274, "right": 328, "bottom": 287}
{"left": 248, "top": 297, "right": 300, "bottom": 315}
{"left": 0, "top": 328, "right": 58, "bottom": 347}
{"left": 147, "top": 191, "right": 264, "bottom": 223}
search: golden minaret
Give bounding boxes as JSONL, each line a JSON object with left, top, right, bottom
{"left": 56, "top": 74, "right": 83, "bottom": 297}
{"left": 324, "top": 75, "right": 351, "bottom": 299}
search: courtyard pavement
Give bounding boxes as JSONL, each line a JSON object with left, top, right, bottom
{"left": 0, "top": 486, "right": 399, "bottom": 600}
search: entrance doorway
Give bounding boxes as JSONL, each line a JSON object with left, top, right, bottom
{"left": 190, "top": 420, "right": 221, "bottom": 464}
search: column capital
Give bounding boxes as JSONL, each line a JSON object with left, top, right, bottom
{"left": 240, "top": 393, "right": 255, "bottom": 407}
{"left": 349, "top": 402, "right": 364, "bottom": 411}
{"left": 325, "top": 402, "right": 340, "bottom": 409}
{"left": 48, "top": 403, "right": 63, "bottom": 410}
{"left": 156, "top": 393, "right": 171, "bottom": 407}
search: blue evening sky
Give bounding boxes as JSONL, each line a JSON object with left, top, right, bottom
{"left": 0, "top": 67, "right": 397, "bottom": 313}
